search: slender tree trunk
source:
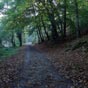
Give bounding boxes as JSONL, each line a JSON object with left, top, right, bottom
{"left": 40, "top": 16, "right": 49, "bottom": 40}
{"left": 43, "top": 26, "right": 49, "bottom": 40}
{"left": 38, "top": 4, "right": 50, "bottom": 40}
{"left": 0, "top": 39, "right": 1, "bottom": 45}
{"left": 42, "top": 2, "right": 59, "bottom": 40}
{"left": 37, "top": 31, "right": 40, "bottom": 43}
{"left": 53, "top": 2, "right": 64, "bottom": 37}
{"left": 16, "top": 31, "right": 22, "bottom": 46}
{"left": 48, "top": 13, "right": 59, "bottom": 40}
{"left": 74, "top": 0, "right": 80, "bottom": 38}
{"left": 63, "top": 0, "right": 66, "bottom": 38}
{"left": 0, "top": 39, "right": 2, "bottom": 47}
{"left": 32, "top": 4, "right": 44, "bottom": 42}
{"left": 11, "top": 32, "right": 16, "bottom": 47}
{"left": 37, "top": 25, "right": 44, "bottom": 42}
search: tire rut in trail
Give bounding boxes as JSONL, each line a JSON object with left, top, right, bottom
{"left": 17, "top": 46, "right": 73, "bottom": 88}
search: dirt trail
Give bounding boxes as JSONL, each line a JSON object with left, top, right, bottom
{"left": 0, "top": 46, "right": 73, "bottom": 88}
{"left": 17, "top": 46, "right": 73, "bottom": 88}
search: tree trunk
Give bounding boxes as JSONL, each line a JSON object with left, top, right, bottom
{"left": 48, "top": 13, "right": 59, "bottom": 40}
{"left": 40, "top": 16, "right": 50, "bottom": 40}
{"left": 37, "top": 31, "right": 41, "bottom": 43}
{"left": 74, "top": 0, "right": 80, "bottom": 38}
{"left": 42, "top": 2, "right": 59, "bottom": 40}
{"left": 63, "top": 0, "right": 66, "bottom": 38}
{"left": 37, "top": 25, "right": 44, "bottom": 42}
{"left": 17, "top": 31, "right": 22, "bottom": 46}
{"left": 0, "top": 39, "right": 2, "bottom": 47}
{"left": 11, "top": 32, "right": 16, "bottom": 47}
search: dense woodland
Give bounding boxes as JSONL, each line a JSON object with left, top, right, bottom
{"left": 0, "top": 0, "right": 88, "bottom": 88}
{"left": 0, "top": 0, "right": 88, "bottom": 47}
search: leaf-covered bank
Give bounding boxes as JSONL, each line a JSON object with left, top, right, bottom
{"left": 34, "top": 35, "right": 88, "bottom": 88}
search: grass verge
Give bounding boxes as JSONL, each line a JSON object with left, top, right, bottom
{"left": 0, "top": 47, "right": 18, "bottom": 61}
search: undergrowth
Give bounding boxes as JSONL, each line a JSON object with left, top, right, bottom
{"left": 0, "top": 47, "right": 18, "bottom": 61}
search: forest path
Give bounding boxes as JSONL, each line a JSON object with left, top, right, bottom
{"left": 17, "top": 46, "right": 73, "bottom": 88}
